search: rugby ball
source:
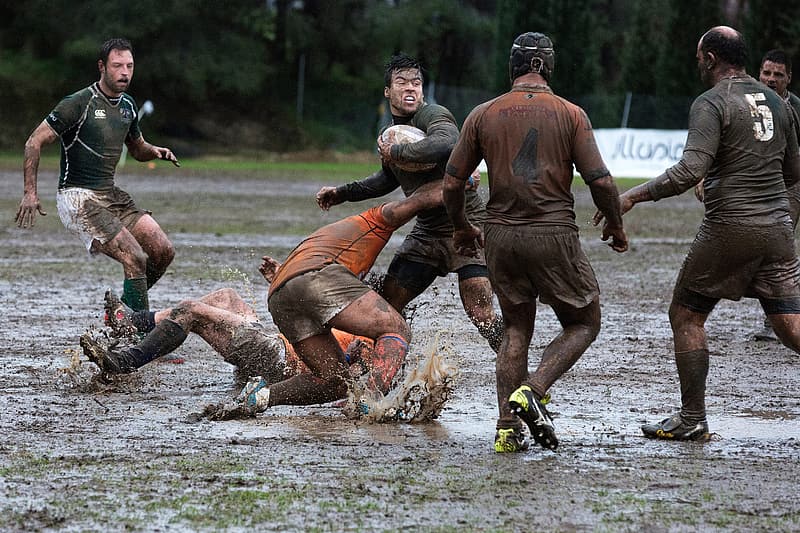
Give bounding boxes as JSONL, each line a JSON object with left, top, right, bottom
{"left": 380, "top": 124, "right": 437, "bottom": 172}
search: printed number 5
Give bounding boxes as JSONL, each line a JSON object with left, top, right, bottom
{"left": 745, "top": 93, "right": 774, "bottom": 142}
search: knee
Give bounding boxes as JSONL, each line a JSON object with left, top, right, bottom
{"left": 154, "top": 239, "right": 175, "bottom": 266}
{"left": 585, "top": 318, "right": 601, "bottom": 341}
{"left": 170, "top": 299, "right": 200, "bottom": 321}
{"left": 388, "top": 320, "right": 411, "bottom": 342}
{"left": 125, "top": 247, "right": 149, "bottom": 271}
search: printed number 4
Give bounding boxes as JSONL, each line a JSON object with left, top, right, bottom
{"left": 513, "top": 129, "right": 539, "bottom": 184}
{"left": 745, "top": 92, "right": 774, "bottom": 142}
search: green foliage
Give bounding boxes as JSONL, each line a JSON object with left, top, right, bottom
{"left": 2, "top": 1, "right": 800, "bottom": 152}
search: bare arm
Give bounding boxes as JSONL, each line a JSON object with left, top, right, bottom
{"left": 381, "top": 180, "right": 443, "bottom": 227}
{"left": 126, "top": 136, "right": 180, "bottom": 166}
{"left": 16, "top": 121, "right": 58, "bottom": 228}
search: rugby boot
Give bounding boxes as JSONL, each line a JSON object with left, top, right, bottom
{"left": 494, "top": 427, "right": 530, "bottom": 453}
{"left": 103, "top": 290, "right": 137, "bottom": 338}
{"left": 508, "top": 385, "right": 558, "bottom": 450}
{"left": 80, "top": 332, "right": 138, "bottom": 374}
{"left": 641, "top": 412, "right": 710, "bottom": 441}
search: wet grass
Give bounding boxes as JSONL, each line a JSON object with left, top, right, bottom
{"left": 3, "top": 441, "right": 800, "bottom": 532}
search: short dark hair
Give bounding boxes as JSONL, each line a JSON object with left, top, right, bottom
{"left": 700, "top": 28, "right": 747, "bottom": 68}
{"left": 100, "top": 38, "right": 133, "bottom": 64}
{"left": 761, "top": 49, "right": 792, "bottom": 75}
{"left": 384, "top": 53, "right": 423, "bottom": 87}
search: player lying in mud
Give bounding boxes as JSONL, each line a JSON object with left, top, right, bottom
{"left": 82, "top": 182, "right": 457, "bottom": 422}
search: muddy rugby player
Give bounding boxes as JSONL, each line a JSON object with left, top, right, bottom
{"left": 82, "top": 276, "right": 374, "bottom": 387}
{"left": 444, "top": 32, "right": 627, "bottom": 453}
{"left": 203, "top": 181, "right": 450, "bottom": 419}
{"left": 16, "top": 38, "right": 179, "bottom": 315}
{"left": 751, "top": 49, "right": 800, "bottom": 341}
{"left": 315, "top": 53, "right": 504, "bottom": 353}
{"left": 600, "top": 26, "right": 800, "bottom": 441}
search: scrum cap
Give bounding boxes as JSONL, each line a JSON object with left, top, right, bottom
{"left": 509, "top": 32, "right": 554, "bottom": 82}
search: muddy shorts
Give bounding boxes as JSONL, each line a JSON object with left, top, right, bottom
{"left": 57, "top": 186, "right": 147, "bottom": 253}
{"left": 673, "top": 220, "right": 800, "bottom": 313}
{"left": 484, "top": 223, "right": 599, "bottom": 308}
{"left": 389, "top": 232, "right": 488, "bottom": 292}
{"left": 224, "top": 322, "right": 289, "bottom": 383}
{"left": 268, "top": 263, "right": 371, "bottom": 344}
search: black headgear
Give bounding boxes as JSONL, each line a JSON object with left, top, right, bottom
{"left": 509, "top": 32, "right": 554, "bottom": 82}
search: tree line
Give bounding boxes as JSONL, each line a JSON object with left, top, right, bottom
{"left": 2, "top": 0, "right": 799, "bottom": 154}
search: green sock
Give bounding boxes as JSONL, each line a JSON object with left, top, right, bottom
{"left": 121, "top": 277, "right": 149, "bottom": 312}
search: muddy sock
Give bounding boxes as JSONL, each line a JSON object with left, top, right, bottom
{"left": 121, "top": 277, "right": 149, "bottom": 312}
{"left": 496, "top": 419, "right": 523, "bottom": 431}
{"left": 130, "top": 311, "right": 157, "bottom": 333}
{"left": 124, "top": 319, "right": 188, "bottom": 368}
{"left": 477, "top": 316, "right": 504, "bottom": 353}
{"left": 675, "top": 349, "right": 709, "bottom": 425}
{"left": 368, "top": 333, "right": 409, "bottom": 394}
{"left": 145, "top": 260, "right": 162, "bottom": 289}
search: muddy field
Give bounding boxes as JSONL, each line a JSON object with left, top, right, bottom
{"left": 1, "top": 164, "right": 799, "bottom": 532}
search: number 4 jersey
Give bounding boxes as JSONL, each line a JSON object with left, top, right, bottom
{"left": 447, "top": 84, "right": 610, "bottom": 228}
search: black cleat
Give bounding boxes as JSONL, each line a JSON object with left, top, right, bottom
{"left": 494, "top": 427, "right": 530, "bottom": 453}
{"left": 641, "top": 413, "right": 710, "bottom": 441}
{"left": 509, "top": 385, "right": 558, "bottom": 450}
{"left": 80, "top": 332, "right": 137, "bottom": 375}
{"left": 103, "top": 290, "right": 137, "bottom": 338}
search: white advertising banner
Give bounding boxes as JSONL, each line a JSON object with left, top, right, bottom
{"left": 476, "top": 128, "right": 687, "bottom": 179}
{"left": 592, "top": 128, "right": 687, "bottom": 178}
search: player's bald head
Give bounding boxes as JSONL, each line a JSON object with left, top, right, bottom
{"left": 699, "top": 26, "right": 747, "bottom": 68}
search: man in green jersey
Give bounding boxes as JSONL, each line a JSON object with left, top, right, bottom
{"left": 599, "top": 27, "right": 800, "bottom": 441}
{"left": 315, "top": 53, "right": 504, "bottom": 354}
{"left": 15, "top": 38, "right": 178, "bottom": 313}
{"left": 752, "top": 49, "right": 800, "bottom": 341}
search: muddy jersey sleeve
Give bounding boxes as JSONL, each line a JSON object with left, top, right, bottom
{"left": 648, "top": 97, "right": 718, "bottom": 201}
{"left": 337, "top": 168, "right": 400, "bottom": 202}
{"left": 784, "top": 105, "right": 800, "bottom": 188}
{"left": 126, "top": 99, "right": 143, "bottom": 143}
{"left": 571, "top": 108, "right": 611, "bottom": 184}
{"left": 446, "top": 105, "right": 485, "bottom": 180}
{"left": 393, "top": 104, "right": 459, "bottom": 168}
{"left": 45, "top": 89, "right": 90, "bottom": 136}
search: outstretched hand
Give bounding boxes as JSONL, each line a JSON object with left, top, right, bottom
{"left": 453, "top": 224, "right": 484, "bottom": 258}
{"left": 15, "top": 194, "right": 47, "bottom": 228}
{"left": 259, "top": 255, "right": 282, "bottom": 283}
{"left": 154, "top": 146, "right": 180, "bottom": 167}
{"left": 592, "top": 191, "right": 636, "bottom": 226}
{"left": 316, "top": 186, "right": 343, "bottom": 210}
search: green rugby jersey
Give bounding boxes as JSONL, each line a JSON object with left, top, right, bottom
{"left": 45, "top": 82, "right": 142, "bottom": 190}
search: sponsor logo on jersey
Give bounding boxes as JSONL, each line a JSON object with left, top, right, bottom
{"left": 94, "top": 109, "right": 107, "bottom": 119}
